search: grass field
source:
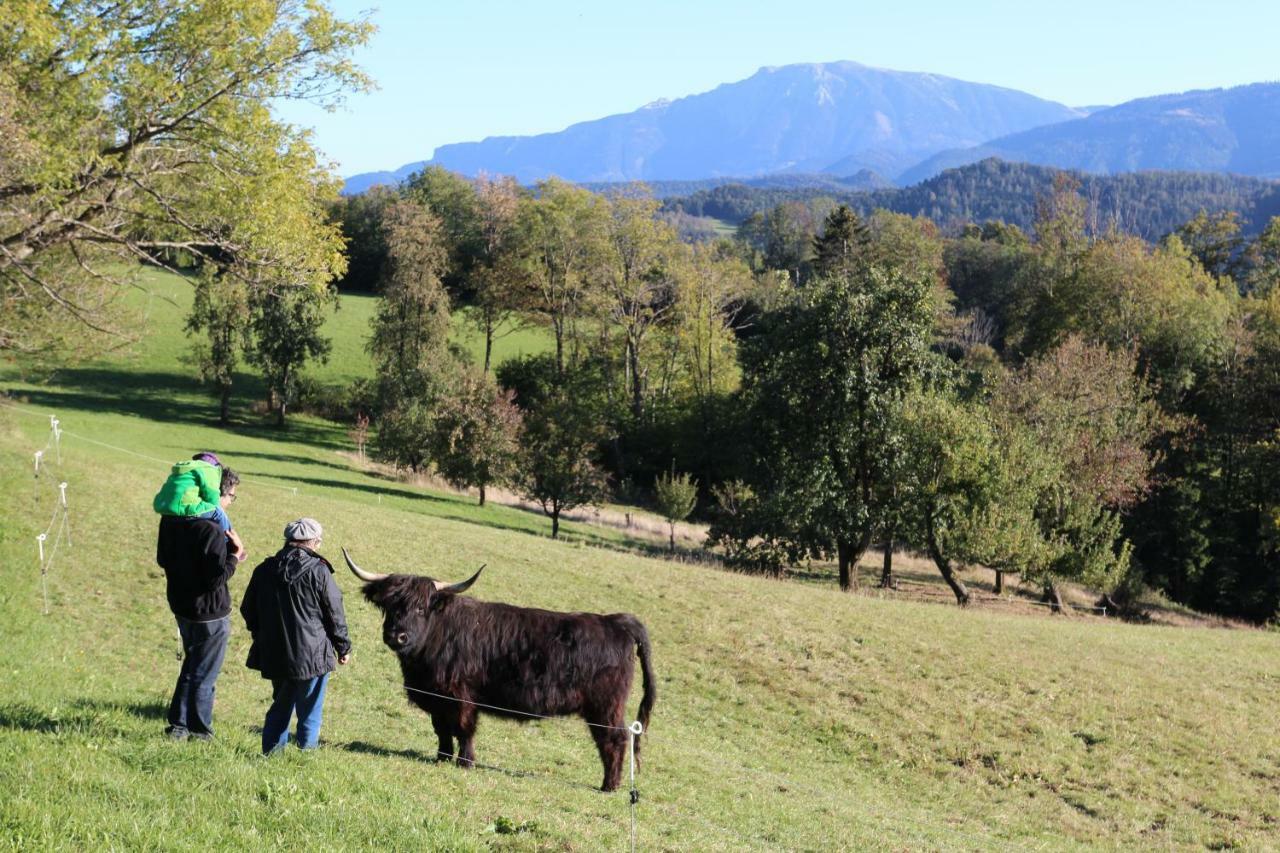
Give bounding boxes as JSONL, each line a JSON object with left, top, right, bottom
{"left": 2, "top": 268, "right": 1279, "bottom": 850}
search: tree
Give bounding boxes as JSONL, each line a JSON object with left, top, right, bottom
{"left": 512, "top": 388, "right": 609, "bottom": 539}
{"left": 471, "top": 175, "right": 527, "bottom": 373}
{"left": 186, "top": 271, "right": 249, "bottom": 425}
{"left": 738, "top": 263, "right": 936, "bottom": 590}
{"left": 1172, "top": 209, "right": 1243, "bottom": 281}
{"left": 654, "top": 469, "right": 698, "bottom": 552}
{"left": 369, "top": 201, "right": 456, "bottom": 470}
{"left": 331, "top": 186, "right": 396, "bottom": 292}
{"left": 402, "top": 166, "right": 484, "bottom": 295}
{"left": 369, "top": 202, "right": 452, "bottom": 405}
{"left": 518, "top": 179, "right": 609, "bottom": 375}
{"left": 737, "top": 202, "right": 819, "bottom": 283}
{"left": 0, "top": 0, "right": 370, "bottom": 355}
{"left": 502, "top": 355, "right": 610, "bottom": 539}
{"left": 601, "top": 194, "right": 679, "bottom": 421}
{"left": 246, "top": 286, "right": 333, "bottom": 426}
{"left": 1240, "top": 216, "right": 1280, "bottom": 296}
{"left": 811, "top": 205, "right": 870, "bottom": 279}
{"left": 992, "top": 337, "right": 1166, "bottom": 609}
{"left": 430, "top": 367, "right": 522, "bottom": 506}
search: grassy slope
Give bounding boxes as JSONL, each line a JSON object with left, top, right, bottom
{"left": 1, "top": 270, "right": 1279, "bottom": 850}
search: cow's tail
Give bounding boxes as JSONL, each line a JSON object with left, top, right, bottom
{"left": 620, "top": 614, "right": 655, "bottom": 763}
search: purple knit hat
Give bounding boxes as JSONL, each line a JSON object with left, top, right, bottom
{"left": 192, "top": 451, "right": 221, "bottom": 467}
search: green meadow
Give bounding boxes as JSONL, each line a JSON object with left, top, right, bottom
{"left": 1, "top": 269, "right": 1278, "bottom": 850}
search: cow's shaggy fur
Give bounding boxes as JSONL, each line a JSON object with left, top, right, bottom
{"left": 361, "top": 574, "right": 655, "bottom": 791}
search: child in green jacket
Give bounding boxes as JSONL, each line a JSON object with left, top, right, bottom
{"left": 154, "top": 453, "right": 244, "bottom": 559}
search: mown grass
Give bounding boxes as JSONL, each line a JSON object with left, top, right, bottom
{"left": 2, "top": 268, "right": 1279, "bottom": 850}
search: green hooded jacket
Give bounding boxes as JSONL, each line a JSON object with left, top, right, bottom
{"left": 153, "top": 460, "right": 221, "bottom": 517}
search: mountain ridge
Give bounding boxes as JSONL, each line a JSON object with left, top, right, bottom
{"left": 343, "top": 61, "right": 1080, "bottom": 191}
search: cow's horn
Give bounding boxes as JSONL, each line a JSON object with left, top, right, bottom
{"left": 343, "top": 548, "right": 389, "bottom": 582}
{"left": 433, "top": 564, "right": 485, "bottom": 595}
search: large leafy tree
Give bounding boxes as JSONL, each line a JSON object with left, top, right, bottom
{"left": 369, "top": 201, "right": 456, "bottom": 470}
{"left": 430, "top": 366, "right": 522, "bottom": 507}
{"left": 992, "top": 337, "right": 1166, "bottom": 609}
{"left": 246, "top": 285, "right": 333, "bottom": 427}
{"left": 518, "top": 179, "right": 609, "bottom": 375}
{"left": 501, "top": 356, "right": 610, "bottom": 539}
{"left": 0, "top": 0, "right": 370, "bottom": 355}
{"left": 471, "top": 175, "right": 528, "bottom": 374}
{"left": 738, "top": 262, "right": 936, "bottom": 590}
{"left": 601, "top": 194, "right": 679, "bottom": 422}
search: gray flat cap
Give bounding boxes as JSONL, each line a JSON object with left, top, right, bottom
{"left": 284, "top": 517, "right": 323, "bottom": 541}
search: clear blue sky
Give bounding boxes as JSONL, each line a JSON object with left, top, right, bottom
{"left": 277, "top": 0, "right": 1280, "bottom": 176}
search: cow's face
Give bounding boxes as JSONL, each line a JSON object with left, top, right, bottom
{"left": 363, "top": 576, "right": 435, "bottom": 653}
{"left": 342, "top": 549, "right": 483, "bottom": 655}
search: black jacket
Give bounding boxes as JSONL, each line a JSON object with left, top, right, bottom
{"left": 240, "top": 545, "right": 352, "bottom": 680}
{"left": 156, "top": 515, "right": 239, "bottom": 621}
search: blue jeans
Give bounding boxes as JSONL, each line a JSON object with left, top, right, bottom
{"left": 262, "top": 674, "right": 329, "bottom": 754}
{"left": 196, "top": 506, "right": 232, "bottom": 532}
{"left": 167, "top": 616, "right": 230, "bottom": 737}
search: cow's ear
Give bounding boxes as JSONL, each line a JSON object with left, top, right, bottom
{"left": 361, "top": 577, "right": 398, "bottom": 608}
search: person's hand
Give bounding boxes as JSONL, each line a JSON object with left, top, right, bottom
{"left": 226, "top": 529, "right": 248, "bottom": 562}
{"left": 338, "top": 654, "right": 350, "bottom": 666}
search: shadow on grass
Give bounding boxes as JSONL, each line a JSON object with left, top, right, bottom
{"left": 13, "top": 376, "right": 348, "bottom": 451}
{"left": 0, "top": 703, "right": 68, "bottom": 733}
{"left": 0, "top": 700, "right": 154, "bottom": 733}
{"left": 340, "top": 740, "right": 437, "bottom": 763}
{"left": 228, "top": 450, "right": 353, "bottom": 472}
{"left": 336, "top": 740, "right": 604, "bottom": 792}
{"left": 70, "top": 698, "right": 168, "bottom": 722}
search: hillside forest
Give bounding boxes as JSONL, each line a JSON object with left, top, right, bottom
{"left": 235, "top": 168, "right": 1279, "bottom": 623}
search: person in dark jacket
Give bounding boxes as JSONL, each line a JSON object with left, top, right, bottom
{"left": 155, "top": 467, "right": 244, "bottom": 740}
{"left": 241, "top": 517, "right": 351, "bottom": 754}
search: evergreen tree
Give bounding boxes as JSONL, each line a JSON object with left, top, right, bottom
{"left": 811, "top": 205, "right": 870, "bottom": 279}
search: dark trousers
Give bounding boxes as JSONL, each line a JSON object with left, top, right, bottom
{"left": 167, "top": 616, "right": 230, "bottom": 737}
{"left": 262, "top": 674, "right": 329, "bottom": 754}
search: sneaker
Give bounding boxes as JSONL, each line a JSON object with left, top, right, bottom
{"left": 190, "top": 732, "right": 214, "bottom": 742}
{"left": 165, "top": 726, "right": 189, "bottom": 741}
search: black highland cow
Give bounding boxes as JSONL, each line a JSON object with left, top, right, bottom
{"left": 343, "top": 549, "right": 656, "bottom": 791}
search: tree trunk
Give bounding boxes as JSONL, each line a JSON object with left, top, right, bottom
{"left": 836, "top": 531, "right": 873, "bottom": 592}
{"left": 478, "top": 484, "right": 486, "bottom": 507}
{"left": 669, "top": 522, "right": 675, "bottom": 553}
{"left": 276, "top": 398, "right": 287, "bottom": 427}
{"left": 628, "top": 335, "right": 643, "bottom": 421}
{"left": 925, "top": 514, "right": 970, "bottom": 606}
{"left": 218, "top": 383, "right": 231, "bottom": 426}
{"left": 550, "top": 510, "right": 560, "bottom": 539}
{"left": 1043, "top": 581, "right": 1067, "bottom": 614}
{"left": 483, "top": 315, "right": 494, "bottom": 375}
{"left": 994, "top": 570, "right": 1004, "bottom": 595}
{"left": 878, "top": 537, "right": 898, "bottom": 589}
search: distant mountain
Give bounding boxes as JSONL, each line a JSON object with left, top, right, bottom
{"left": 342, "top": 61, "right": 1080, "bottom": 192}
{"left": 342, "top": 165, "right": 423, "bottom": 196}
{"left": 664, "top": 159, "right": 1280, "bottom": 241}
{"left": 900, "top": 83, "right": 1280, "bottom": 184}
{"left": 583, "top": 169, "right": 893, "bottom": 199}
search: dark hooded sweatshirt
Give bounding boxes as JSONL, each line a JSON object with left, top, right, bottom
{"left": 240, "top": 545, "right": 352, "bottom": 680}
{"left": 156, "top": 515, "right": 239, "bottom": 621}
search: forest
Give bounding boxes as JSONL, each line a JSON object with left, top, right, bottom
{"left": 300, "top": 168, "right": 1280, "bottom": 621}
{"left": 664, "top": 158, "right": 1280, "bottom": 241}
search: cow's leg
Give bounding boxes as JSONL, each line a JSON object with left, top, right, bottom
{"left": 429, "top": 712, "right": 455, "bottom": 762}
{"left": 589, "top": 723, "right": 628, "bottom": 792}
{"left": 454, "top": 703, "right": 477, "bottom": 768}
